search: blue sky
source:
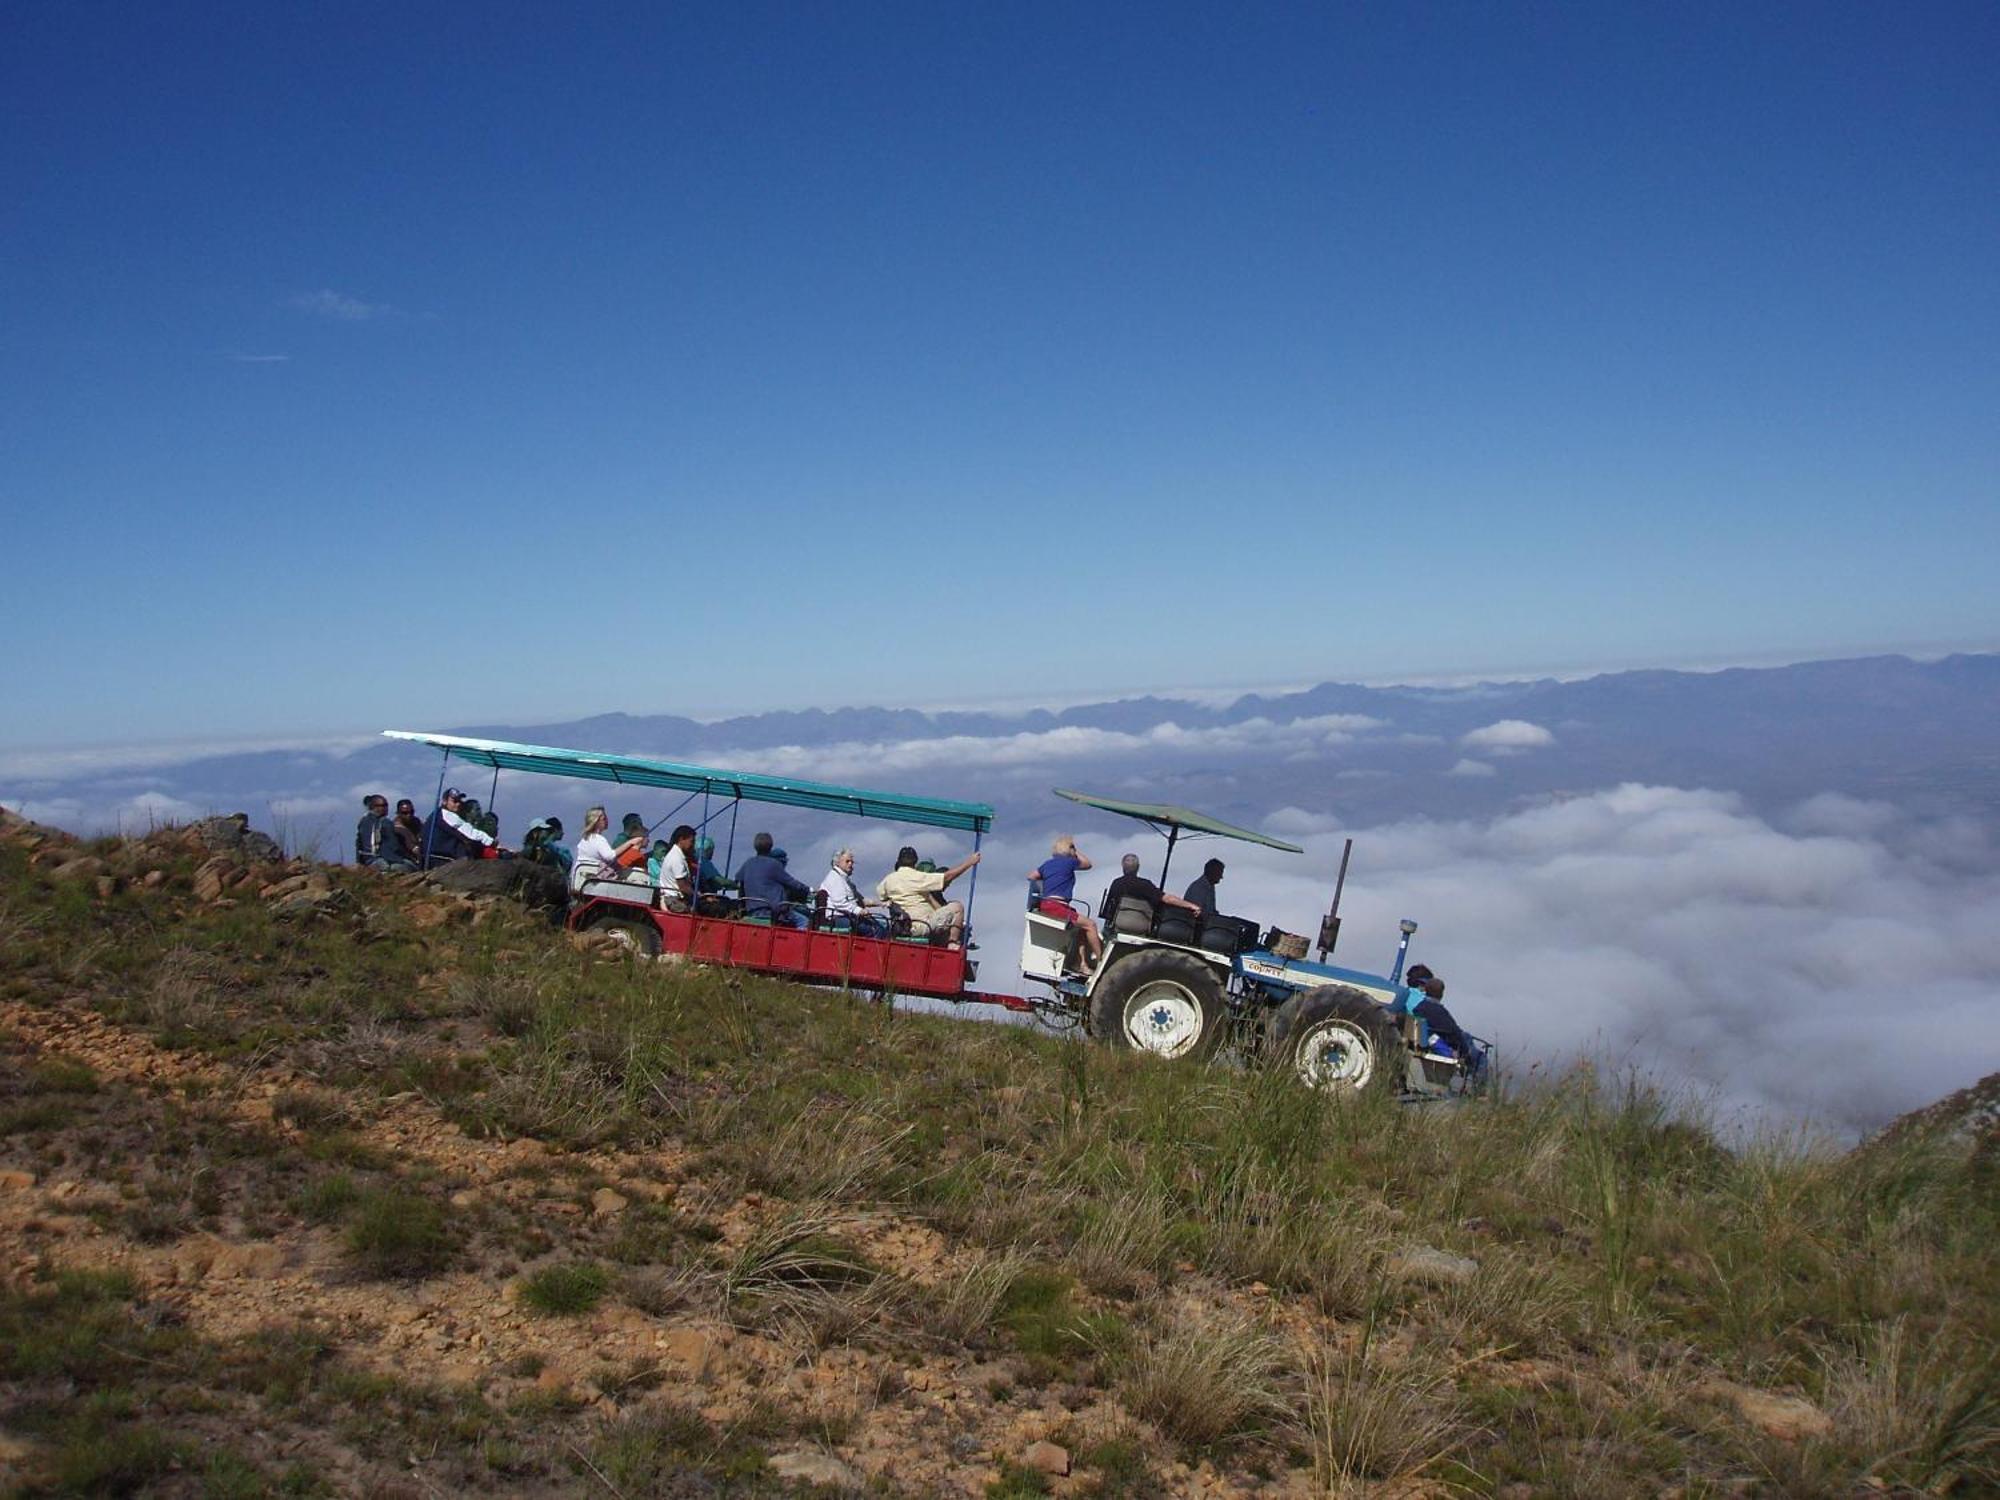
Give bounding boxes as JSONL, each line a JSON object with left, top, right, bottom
{"left": 3, "top": 1, "right": 1996, "bottom": 746}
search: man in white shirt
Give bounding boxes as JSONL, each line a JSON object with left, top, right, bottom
{"left": 423, "top": 787, "right": 499, "bottom": 867}
{"left": 818, "top": 849, "right": 886, "bottom": 936}
{"left": 657, "top": 824, "right": 698, "bottom": 913}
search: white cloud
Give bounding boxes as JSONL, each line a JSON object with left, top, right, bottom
{"left": 1447, "top": 758, "right": 1497, "bottom": 778}
{"left": 0, "top": 732, "right": 380, "bottom": 782}
{"left": 697, "top": 714, "right": 1388, "bottom": 781}
{"left": 225, "top": 353, "right": 291, "bottom": 363}
{"left": 1460, "top": 719, "right": 1556, "bottom": 753}
{"left": 289, "top": 289, "right": 395, "bottom": 321}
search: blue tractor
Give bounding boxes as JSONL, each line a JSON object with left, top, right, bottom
{"left": 1019, "top": 790, "right": 1491, "bottom": 1097}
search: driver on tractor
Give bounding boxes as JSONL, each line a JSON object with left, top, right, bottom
{"left": 1403, "top": 964, "right": 1486, "bottom": 1078}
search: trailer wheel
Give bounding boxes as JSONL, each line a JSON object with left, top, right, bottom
{"left": 584, "top": 909, "right": 662, "bottom": 958}
{"left": 1090, "top": 950, "right": 1226, "bottom": 1061}
{"left": 1269, "top": 987, "right": 1401, "bottom": 1094}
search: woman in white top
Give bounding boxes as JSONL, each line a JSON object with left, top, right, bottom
{"left": 570, "top": 805, "right": 643, "bottom": 893}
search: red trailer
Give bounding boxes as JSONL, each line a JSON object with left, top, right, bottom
{"left": 384, "top": 731, "right": 1029, "bottom": 1008}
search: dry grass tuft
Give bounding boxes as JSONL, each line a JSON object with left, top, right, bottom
{"left": 1118, "top": 1307, "right": 1293, "bottom": 1449}
{"left": 1298, "top": 1337, "right": 1467, "bottom": 1495}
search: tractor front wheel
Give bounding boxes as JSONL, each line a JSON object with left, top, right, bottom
{"left": 1269, "top": 987, "right": 1402, "bottom": 1095}
{"left": 1089, "top": 950, "right": 1226, "bottom": 1062}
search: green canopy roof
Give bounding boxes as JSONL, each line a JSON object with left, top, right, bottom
{"left": 1052, "top": 788, "right": 1304, "bottom": 853}
{"left": 384, "top": 731, "right": 993, "bottom": 833}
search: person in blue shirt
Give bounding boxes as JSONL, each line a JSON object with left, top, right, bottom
{"left": 694, "top": 836, "right": 734, "bottom": 894}
{"left": 1403, "top": 965, "right": 1484, "bottom": 1078}
{"left": 737, "top": 831, "right": 812, "bottom": 927}
{"left": 1029, "top": 835, "right": 1102, "bottom": 967}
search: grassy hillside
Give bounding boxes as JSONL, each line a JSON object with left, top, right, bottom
{"left": 0, "top": 811, "right": 1994, "bottom": 1497}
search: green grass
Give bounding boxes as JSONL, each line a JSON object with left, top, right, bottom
{"left": 344, "top": 1189, "right": 455, "bottom": 1279}
{"left": 518, "top": 1260, "right": 611, "bottom": 1315}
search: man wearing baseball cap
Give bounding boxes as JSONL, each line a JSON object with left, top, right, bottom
{"left": 421, "top": 786, "right": 497, "bottom": 868}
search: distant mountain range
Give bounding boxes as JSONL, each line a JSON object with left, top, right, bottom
{"left": 6, "top": 652, "right": 1999, "bottom": 843}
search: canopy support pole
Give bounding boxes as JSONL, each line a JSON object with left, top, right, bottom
{"left": 422, "top": 748, "right": 451, "bottom": 868}
{"left": 1158, "top": 824, "right": 1180, "bottom": 889}
{"left": 487, "top": 764, "right": 500, "bottom": 829}
{"left": 724, "top": 797, "right": 741, "bottom": 873}
{"left": 964, "top": 827, "right": 984, "bottom": 945}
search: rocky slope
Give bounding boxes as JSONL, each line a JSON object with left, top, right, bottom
{"left": 1, "top": 808, "right": 1994, "bottom": 1498}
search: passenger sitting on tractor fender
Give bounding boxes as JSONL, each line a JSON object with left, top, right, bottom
{"left": 738, "top": 832, "right": 812, "bottom": 927}
{"left": 657, "top": 824, "right": 699, "bottom": 912}
{"left": 878, "top": 845, "right": 980, "bottom": 947}
{"left": 1183, "top": 858, "right": 1260, "bottom": 946}
{"left": 1104, "top": 854, "right": 1201, "bottom": 928}
{"left": 1030, "top": 836, "right": 1102, "bottom": 966}
{"left": 1402, "top": 965, "right": 1482, "bottom": 1073}
{"left": 819, "top": 849, "right": 887, "bottom": 935}
{"left": 571, "top": 806, "right": 644, "bottom": 893}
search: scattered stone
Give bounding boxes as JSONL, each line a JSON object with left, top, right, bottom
{"left": 48, "top": 855, "right": 106, "bottom": 883}
{"left": 142, "top": 869, "right": 166, "bottom": 887}
{"left": 1023, "top": 1440, "right": 1071, "bottom": 1477}
{"left": 261, "top": 873, "right": 312, "bottom": 900}
{"left": 1247, "top": 1281, "right": 1270, "bottom": 1296}
{"left": 591, "top": 1187, "right": 629, "bottom": 1218}
{"left": 0, "top": 1170, "right": 37, "bottom": 1192}
{"left": 534, "top": 1366, "right": 571, "bottom": 1395}
{"left": 408, "top": 902, "right": 467, "bottom": 930}
{"left": 95, "top": 875, "right": 118, "bottom": 900}
{"left": 449, "top": 1189, "right": 482, "bottom": 1209}
{"left": 1703, "top": 1380, "right": 1833, "bottom": 1441}
{"left": 767, "top": 1450, "right": 865, "bottom": 1490}
{"left": 1387, "top": 1244, "right": 1479, "bottom": 1286}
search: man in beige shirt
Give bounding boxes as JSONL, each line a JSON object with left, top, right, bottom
{"left": 876, "top": 844, "right": 982, "bottom": 947}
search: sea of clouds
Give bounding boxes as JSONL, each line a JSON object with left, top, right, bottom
{"left": 6, "top": 697, "right": 1997, "bottom": 1139}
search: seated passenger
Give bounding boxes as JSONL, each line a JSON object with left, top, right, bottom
{"left": 571, "top": 805, "right": 645, "bottom": 893}
{"left": 818, "top": 849, "right": 887, "bottom": 935}
{"left": 615, "top": 813, "right": 651, "bottom": 869}
{"left": 1029, "top": 835, "right": 1102, "bottom": 967}
{"left": 877, "top": 844, "right": 982, "bottom": 947}
{"left": 422, "top": 787, "right": 499, "bottom": 868}
{"left": 1402, "top": 965, "right": 1485, "bottom": 1077}
{"left": 1102, "top": 853, "right": 1201, "bottom": 930}
{"left": 392, "top": 799, "right": 426, "bottom": 866}
{"left": 737, "top": 832, "right": 811, "bottom": 927}
{"left": 644, "top": 838, "right": 673, "bottom": 885}
{"left": 1182, "top": 858, "right": 1260, "bottom": 947}
{"left": 694, "top": 836, "right": 735, "bottom": 894}
{"left": 357, "top": 795, "right": 416, "bottom": 872}
{"left": 657, "top": 824, "right": 698, "bottom": 913}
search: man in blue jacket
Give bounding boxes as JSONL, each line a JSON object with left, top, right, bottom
{"left": 736, "top": 832, "right": 811, "bottom": 927}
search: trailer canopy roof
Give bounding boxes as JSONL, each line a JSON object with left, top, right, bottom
{"left": 384, "top": 731, "right": 994, "bottom": 833}
{"left": 1052, "top": 788, "right": 1304, "bottom": 853}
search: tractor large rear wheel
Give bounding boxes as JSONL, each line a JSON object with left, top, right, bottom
{"left": 1089, "top": 950, "right": 1226, "bottom": 1062}
{"left": 1269, "top": 987, "right": 1402, "bottom": 1095}
{"left": 582, "top": 907, "right": 663, "bottom": 958}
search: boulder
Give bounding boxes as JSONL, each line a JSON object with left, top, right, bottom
{"left": 429, "top": 858, "right": 567, "bottom": 909}
{"left": 1023, "top": 1440, "right": 1071, "bottom": 1477}
{"left": 1703, "top": 1380, "right": 1833, "bottom": 1441}
{"left": 192, "top": 856, "right": 234, "bottom": 903}
{"left": 767, "top": 1450, "right": 865, "bottom": 1491}
{"left": 1387, "top": 1245, "right": 1479, "bottom": 1286}
{"left": 193, "top": 814, "right": 283, "bottom": 864}
{"left": 48, "top": 855, "right": 107, "bottom": 883}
